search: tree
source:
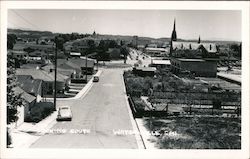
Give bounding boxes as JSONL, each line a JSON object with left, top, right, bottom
{"left": 230, "top": 43, "right": 241, "bottom": 58}
{"left": 121, "top": 46, "right": 129, "bottom": 64}
{"left": 98, "top": 40, "right": 108, "bottom": 52}
{"left": 55, "top": 36, "right": 65, "bottom": 51}
{"left": 23, "top": 47, "right": 35, "bottom": 53}
{"left": 108, "top": 40, "right": 118, "bottom": 48}
{"left": 7, "top": 34, "right": 17, "bottom": 50}
{"left": 86, "top": 40, "right": 96, "bottom": 54}
{"left": 7, "top": 58, "right": 25, "bottom": 124}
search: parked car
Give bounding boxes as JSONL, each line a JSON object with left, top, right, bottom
{"left": 56, "top": 106, "right": 72, "bottom": 121}
{"left": 93, "top": 76, "right": 99, "bottom": 82}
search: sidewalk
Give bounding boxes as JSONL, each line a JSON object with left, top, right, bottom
{"left": 45, "top": 69, "right": 102, "bottom": 101}
{"left": 135, "top": 118, "right": 159, "bottom": 149}
{"left": 10, "top": 111, "right": 57, "bottom": 148}
{"left": 9, "top": 70, "right": 102, "bottom": 148}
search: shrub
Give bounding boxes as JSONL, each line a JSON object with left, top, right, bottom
{"left": 7, "top": 128, "right": 12, "bottom": 146}
{"left": 133, "top": 98, "right": 146, "bottom": 112}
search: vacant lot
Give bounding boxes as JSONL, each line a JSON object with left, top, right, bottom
{"left": 144, "top": 117, "right": 241, "bottom": 149}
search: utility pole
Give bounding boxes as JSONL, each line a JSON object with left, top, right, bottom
{"left": 85, "top": 53, "right": 87, "bottom": 82}
{"left": 53, "top": 36, "right": 58, "bottom": 111}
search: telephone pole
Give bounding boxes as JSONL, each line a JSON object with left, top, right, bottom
{"left": 53, "top": 36, "right": 58, "bottom": 111}
{"left": 85, "top": 53, "right": 88, "bottom": 82}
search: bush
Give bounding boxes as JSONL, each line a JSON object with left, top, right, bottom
{"left": 7, "top": 128, "right": 12, "bottom": 147}
{"left": 133, "top": 98, "right": 146, "bottom": 112}
{"left": 27, "top": 102, "right": 54, "bottom": 123}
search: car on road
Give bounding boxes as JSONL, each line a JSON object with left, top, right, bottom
{"left": 93, "top": 76, "right": 99, "bottom": 82}
{"left": 56, "top": 106, "right": 72, "bottom": 121}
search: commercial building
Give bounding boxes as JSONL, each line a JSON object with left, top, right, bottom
{"left": 145, "top": 47, "right": 169, "bottom": 57}
{"left": 169, "top": 19, "right": 218, "bottom": 77}
{"left": 171, "top": 58, "right": 217, "bottom": 77}
{"left": 133, "top": 67, "right": 157, "bottom": 77}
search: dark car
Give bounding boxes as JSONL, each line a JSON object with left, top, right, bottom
{"left": 93, "top": 76, "right": 99, "bottom": 82}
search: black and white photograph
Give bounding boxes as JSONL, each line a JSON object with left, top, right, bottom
{"left": 0, "top": 1, "right": 249, "bottom": 159}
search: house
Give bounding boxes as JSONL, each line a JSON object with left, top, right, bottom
{"left": 51, "top": 58, "right": 95, "bottom": 83}
{"left": 147, "top": 44, "right": 158, "bottom": 48}
{"left": 68, "top": 58, "right": 95, "bottom": 75}
{"left": 16, "top": 75, "right": 43, "bottom": 102}
{"left": 28, "top": 50, "right": 49, "bottom": 65}
{"left": 12, "top": 86, "right": 36, "bottom": 125}
{"left": 133, "top": 67, "right": 157, "bottom": 77}
{"left": 170, "top": 58, "right": 217, "bottom": 77}
{"left": 13, "top": 42, "right": 54, "bottom": 53}
{"left": 16, "top": 68, "right": 70, "bottom": 95}
{"left": 8, "top": 50, "right": 28, "bottom": 61}
{"left": 137, "top": 45, "right": 145, "bottom": 51}
{"left": 42, "top": 63, "right": 75, "bottom": 77}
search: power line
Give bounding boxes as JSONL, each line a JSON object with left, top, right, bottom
{"left": 11, "top": 10, "right": 40, "bottom": 30}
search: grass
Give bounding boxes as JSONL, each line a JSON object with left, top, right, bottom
{"left": 144, "top": 116, "right": 241, "bottom": 149}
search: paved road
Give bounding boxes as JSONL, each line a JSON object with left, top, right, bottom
{"left": 127, "top": 48, "right": 152, "bottom": 67}
{"left": 30, "top": 69, "right": 138, "bottom": 148}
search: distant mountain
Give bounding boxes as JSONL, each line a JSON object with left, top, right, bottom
{"left": 8, "top": 28, "right": 55, "bottom": 39}
{"left": 7, "top": 28, "right": 240, "bottom": 45}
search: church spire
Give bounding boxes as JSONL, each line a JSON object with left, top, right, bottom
{"left": 173, "top": 19, "right": 176, "bottom": 31}
{"left": 171, "top": 19, "right": 177, "bottom": 41}
{"left": 198, "top": 35, "right": 201, "bottom": 44}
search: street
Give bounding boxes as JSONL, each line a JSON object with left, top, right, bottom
{"left": 127, "top": 48, "right": 152, "bottom": 67}
{"left": 30, "top": 68, "right": 138, "bottom": 148}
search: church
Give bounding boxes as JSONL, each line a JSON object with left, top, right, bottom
{"left": 169, "top": 19, "right": 218, "bottom": 77}
{"left": 170, "top": 19, "right": 218, "bottom": 57}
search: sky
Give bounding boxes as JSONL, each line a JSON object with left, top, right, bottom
{"left": 8, "top": 9, "right": 242, "bottom": 41}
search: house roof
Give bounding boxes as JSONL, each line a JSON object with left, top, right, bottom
{"left": 17, "top": 76, "right": 43, "bottom": 96}
{"left": 70, "top": 52, "right": 81, "bottom": 56}
{"left": 177, "top": 58, "right": 205, "bottom": 62}
{"left": 29, "top": 50, "right": 47, "bottom": 57}
{"left": 42, "top": 64, "right": 75, "bottom": 76}
{"left": 136, "top": 67, "right": 157, "bottom": 72}
{"left": 172, "top": 41, "right": 217, "bottom": 53}
{"left": 152, "top": 60, "right": 171, "bottom": 65}
{"left": 13, "top": 43, "right": 26, "bottom": 51}
{"left": 68, "top": 58, "right": 95, "bottom": 68}
{"left": 11, "top": 50, "right": 28, "bottom": 54}
{"left": 145, "top": 48, "right": 168, "bottom": 52}
{"left": 16, "top": 68, "right": 69, "bottom": 82}
{"left": 13, "top": 86, "right": 36, "bottom": 103}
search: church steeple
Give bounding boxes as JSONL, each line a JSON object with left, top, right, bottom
{"left": 198, "top": 35, "right": 201, "bottom": 44}
{"left": 171, "top": 19, "right": 177, "bottom": 41}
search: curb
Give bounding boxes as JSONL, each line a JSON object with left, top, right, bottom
{"left": 121, "top": 71, "right": 146, "bottom": 149}
{"left": 44, "top": 70, "right": 102, "bottom": 101}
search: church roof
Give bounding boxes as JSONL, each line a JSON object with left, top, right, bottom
{"left": 172, "top": 41, "right": 217, "bottom": 53}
